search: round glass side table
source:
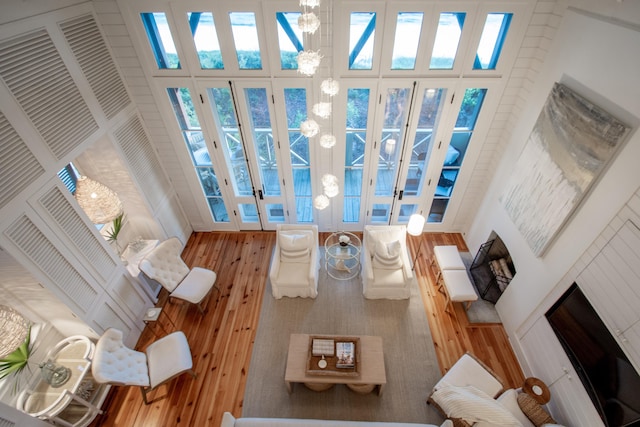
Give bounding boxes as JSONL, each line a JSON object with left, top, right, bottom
{"left": 324, "top": 231, "right": 361, "bottom": 280}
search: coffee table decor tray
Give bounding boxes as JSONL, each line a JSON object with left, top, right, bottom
{"left": 306, "top": 335, "right": 360, "bottom": 377}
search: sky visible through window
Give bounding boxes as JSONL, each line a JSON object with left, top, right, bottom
{"left": 152, "top": 10, "right": 507, "bottom": 70}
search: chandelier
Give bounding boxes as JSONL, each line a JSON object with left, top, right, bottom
{"left": 321, "top": 78, "right": 340, "bottom": 96}
{"left": 312, "top": 102, "right": 332, "bottom": 119}
{"left": 300, "top": 119, "right": 320, "bottom": 137}
{"left": 298, "top": 13, "right": 320, "bottom": 33}
{"left": 297, "top": 50, "right": 322, "bottom": 76}
{"left": 75, "top": 176, "right": 123, "bottom": 224}
{"left": 0, "top": 305, "right": 30, "bottom": 359}
{"left": 319, "top": 134, "right": 336, "bottom": 148}
{"left": 313, "top": 194, "right": 330, "bottom": 210}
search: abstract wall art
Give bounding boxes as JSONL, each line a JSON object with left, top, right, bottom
{"left": 500, "top": 82, "right": 630, "bottom": 256}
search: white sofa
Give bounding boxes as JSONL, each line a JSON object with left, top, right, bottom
{"left": 361, "top": 225, "right": 413, "bottom": 299}
{"left": 221, "top": 412, "right": 452, "bottom": 427}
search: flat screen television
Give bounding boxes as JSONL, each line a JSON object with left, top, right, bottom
{"left": 546, "top": 284, "right": 640, "bottom": 426}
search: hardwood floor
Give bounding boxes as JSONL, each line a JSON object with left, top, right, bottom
{"left": 93, "top": 231, "right": 523, "bottom": 427}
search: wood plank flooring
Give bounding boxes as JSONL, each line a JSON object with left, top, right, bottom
{"left": 92, "top": 231, "right": 523, "bottom": 427}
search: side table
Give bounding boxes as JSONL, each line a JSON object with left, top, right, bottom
{"left": 324, "top": 232, "right": 361, "bottom": 280}
{"left": 143, "top": 307, "right": 175, "bottom": 337}
{"left": 522, "top": 377, "right": 550, "bottom": 405}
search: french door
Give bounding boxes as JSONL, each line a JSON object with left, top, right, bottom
{"left": 161, "top": 78, "right": 318, "bottom": 230}
{"left": 334, "top": 78, "right": 496, "bottom": 229}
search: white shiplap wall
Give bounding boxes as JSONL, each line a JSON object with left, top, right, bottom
{"left": 455, "top": 0, "right": 562, "bottom": 231}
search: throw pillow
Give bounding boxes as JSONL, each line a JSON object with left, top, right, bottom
{"left": 373, "top": 240, "right": 403, "bottom": 269}
{"left": 493, "top": 389, "right": 535, "bottom": 427}
{"left": 431, "top": 384, "right": 523, "bottom": 426}
{"left": 279, "top": 232, "right": 310, "bottom": 252}
{"left": 281, "top": 248, "right": 309, "bottom": 263}
{"left": 517, "top": 393, "right": 556, "bottom": 426}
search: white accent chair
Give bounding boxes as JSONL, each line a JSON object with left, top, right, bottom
{"left": 269, "top": 224, "right": 319, "bottom": 299}
{"left": 139, "top": 237, "right": 218, "bottom": 314}
{"left": 361, "top": 225, "right": 413, "bottom": 299}
{"left": 92, "top": 328, "right": 196, "bottom": 405}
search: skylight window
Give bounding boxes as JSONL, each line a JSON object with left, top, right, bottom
{"left": 229, "top": 12, "right": 262, "bottom": 70}
{"left": 141, "top": 12, "right": 180, "bottom": 69}
{"left": 430, "top": 12, "right": 465, "bottom": 70}
{"left": 391, "top": 12, "right": 423, "bottom": 70}
{"left": 349, "top": 12, "right": 376, "bottom": 70}
{"left": 187, "top": 12, "right": 223, "bottom": 69}
{"left": 474, "top": 13, "right": 512, "bottom": 70}
{"left": 276, "top": 12, "right": 303, "bottom": 70}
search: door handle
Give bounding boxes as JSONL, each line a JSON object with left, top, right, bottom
{"left": 398, "top": 190, "right": 404, "bottom": 200}
{"left": 258, "top": 190, "right": 264, "bottom": 200}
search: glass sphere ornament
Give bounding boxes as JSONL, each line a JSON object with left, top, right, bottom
{"left": 319, "top": 134, "right": 336, "bottom": 148}
{"left": 298, "top": 13, "right": 320, "bottom": 33}
{"left": 297, "top": 51, "right": 322, "bottom": 76}
{"left": 324, "top": 182, "right": 340, "bottom": 198}
{"left": 321, "top": 78, "right": 340, "bottom": 96}
{"left": 300, "top": 119, "right": 319, "bottom": 137}
{"left": 321, "top": 174, "right": 338, "bottom": 187}
{"left": 300, "top": 0, "right": 320, "bottom": 7}
{"left": 313, "top": 194, "right": 330, "bottom": 210}
{"left": 312, "top": 102, "right": 332, "bottom": 119}
{"left": 40, "top": 359, "right": 71, "bottom": 387}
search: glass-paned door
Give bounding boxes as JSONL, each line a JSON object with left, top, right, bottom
{"left": 165, "top": 86, "right": 230, "bottom": 223}
{"left": 366, "top": 82, "right": 415, "bottom": 223}
{"left": 342, "top": 87, "right": 372, "bottom": 224}
{"left": 282, "top": 87, "right": 314, "bottom": 223}
{"left": 201, "top": 82, "right": 262, "bottom": 229}
{"left": 428, "top": 87, "right": 487, "bottom": 222}
{"left": 233, "top": 82, "right": 289, "bottom": 229}
{"left": 391, "top": 84, "right": 448, "bottom": 223}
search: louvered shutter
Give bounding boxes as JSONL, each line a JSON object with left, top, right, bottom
{"left": 113, "top": 116, "right": 170, "bottom": 209}
{"left": 4, "top": 215, "right": 99, "bottom": 312}
{"left": 0, "top": 29, "right": 98, "bottom": 159}
{"left": 38, "top": 187, "right": 116, "bottom": 281}
{"left": 0, "top": 111, "right": 45, "bottom": 209}
{"left": 59, "top": 14, "right": 130, "bottom": 120}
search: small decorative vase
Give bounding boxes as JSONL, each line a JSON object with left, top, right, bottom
{"left": 40, "top": 359, "right": 71, "bottom": 387}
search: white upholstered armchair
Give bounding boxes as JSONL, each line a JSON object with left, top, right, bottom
{"left": 139, "top": 237, "right": 218, "bottom": 314}
{"left": 92, "top": 328, "right": 196, "bottom": 404}
{"left": 361, "top": 225, "right": 413, "bottom": 299}
{"left": 269, "top": 224, "right": 319, "bottom": 299}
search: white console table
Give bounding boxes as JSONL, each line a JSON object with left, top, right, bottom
{"left": 16, "top": 336, "right": 111, "bottom": 427}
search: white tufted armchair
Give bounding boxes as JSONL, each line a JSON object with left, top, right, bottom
{"left": 92, "top": 328, "right": 196, "bottom": 404}
{"left": 139, "top": 237, "right": 218, "bottom": 314}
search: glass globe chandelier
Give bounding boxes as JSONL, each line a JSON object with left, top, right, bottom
{"left": 297, "top": 50, "right": 322, "bottom": 76}
{"left": 319, "top": 133, "right": 336, "bottom": 148}
{"left": 312, "top": 102, "right": 332, "bottom": 119}
{"left": 321, "top": 78, "right": 340, "bottom": 96}
{"left": 300, "top": 119, "right": 320, "bottom": 137}
{"left": 324, "top": 182, "right": 339, "bottom": 198}
{"left": 321, "top": 173, "right": 338, "bottom": 187}
{"left": 313, "top": 194, "right": 330, "bottom": 210}
{"left": 298, "top": 13, "right": 320, "bottom": 33}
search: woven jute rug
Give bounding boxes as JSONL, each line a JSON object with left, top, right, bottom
{"left": 242, "top": 251, "right": 445, "bottom": 424}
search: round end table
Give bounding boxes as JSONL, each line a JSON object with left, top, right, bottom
{"left": 522, "top": 377, "right": 550, "bottom": 405}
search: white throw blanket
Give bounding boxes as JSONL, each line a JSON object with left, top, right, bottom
{"left": 431, "top": 385, "right": 523, "bottom": 426}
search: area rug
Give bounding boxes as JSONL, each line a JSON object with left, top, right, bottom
{"left": 242, "top": 251, "right": 445, "bottom": 424}
{"left": 460, "top": 252, "right": 501, "bottom": 324}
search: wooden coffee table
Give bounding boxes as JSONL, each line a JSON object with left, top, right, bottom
{"left": 284, "top": 333, "right": 386, "bottom": 395}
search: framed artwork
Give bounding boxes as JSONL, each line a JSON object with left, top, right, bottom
{"left": 500, "top": 83, "right": 630, "bottom": 256}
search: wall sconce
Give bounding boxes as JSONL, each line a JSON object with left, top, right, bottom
{"left": 74, "top": 176, "right": 123, "bottom": 224}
